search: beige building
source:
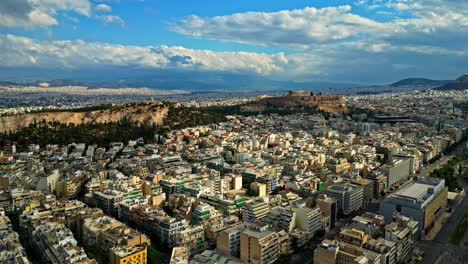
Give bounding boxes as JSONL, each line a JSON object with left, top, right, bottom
{"left": 337, "top": 228, "right": 369, "bottom": 247}
{"left": 217, "top": 224, "right": 245, "bottom": 257}
{"left": 314, "top": 239, "right": 382, "bottom": 264}
{"left": 384, "top": 215, "right": 418, "bottom": 262}
{"left": 169, "top": 247, "right": 189, "bottom": 264}
{"left": 177, "top": 224, "right": 206, "bottom": 254}
{"left": 240, "top": 223, "right": 290, "bottom": 264}
{"left": 242, "top": 200, "right": 269, "bottom": 222}
{"left": 251, "top": 182, "right": 267, "bottom": 197}
{"left": 316, "top": 195, "right": 338, "bottom": 228}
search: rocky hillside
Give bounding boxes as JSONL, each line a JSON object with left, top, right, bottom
{"left": 0, "top": 102, "right": 169, "bottom": 133}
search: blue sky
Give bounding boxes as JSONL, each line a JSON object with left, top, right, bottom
{"left": 0, "top": 0, "right": 467, "bottom": 84}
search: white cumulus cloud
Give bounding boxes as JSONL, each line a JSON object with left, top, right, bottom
{"left": 95, "top": 4, "right": 112, "bottom": 12}
{"left": 171, "top": 6, "right": 385, "bottom": 50}
{"left": 0, "top": 0, "right": 92, "bottom": 28}
{"left": 0, "top": 34, "right": 289, "bottom": 76}
{"left": 97, "top": 15, "right": 125, "bottom": 26}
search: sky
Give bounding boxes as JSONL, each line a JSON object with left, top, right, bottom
{"left": 0, "top": 0, "right": 467, "bottom": 84}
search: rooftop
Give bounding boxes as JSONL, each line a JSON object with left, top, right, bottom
{"left": 391, "top": 177, "right": 445, "bottom": 204}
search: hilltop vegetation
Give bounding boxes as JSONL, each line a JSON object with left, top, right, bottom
{"left": 0, "top": 102, "right": 226, "bottom": 150}
{"left": 0, "top": 100, "right": 337, "bottom": 150}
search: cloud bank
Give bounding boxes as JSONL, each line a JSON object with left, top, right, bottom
{"left": 1, "top": 0, "right": 468, "bottom": 82}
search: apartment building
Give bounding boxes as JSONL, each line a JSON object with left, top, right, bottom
{"left": 383, "top": 215, "right": 418, "bottom": 262}
{"left": 242, "top": 200, "right": 269, "bottom": 222}
{"left": 191, "top": 203, "right": 223, "bottom": 226}
{"left": 177, "top": 224, "right": 206, "bottom": 253}
{"left": 323, "top": 183, "right": 363, "bottom": 215}
{"left": 337, "top": 228, "right": 369, "bottom": 247}
{"left": 81, "top": 214, "right": 148, "bottom": 257}
{"left": 100, "top": 226, "right": 149, "bottom": 255}
{"left": 32, "top": 221, "right": 96, "bottom": 264}
{"left": 349, "top": 212, "right": 386, "bottom": 238}
{"left": 263, "top": 207, "right": 296, "bottom": 232}
{"left": 240, "top": 223, "right": 289, "bottom": 264}
{"left": 216, "top": 224, "right": 246, "bottom": 257}
{"left": 316, "top": 195, "right": 337, "bottom": 228}
{"left": 364, "top": 238, "right": 397, "bottom": 264}
{"left": 152, "top": 216, "right": 188, "bottom": 248}
{"left": 169, "top": 247, "right": 189, "bottom": 264}
{"left": 0, "top": 215, "right": 30, "bottom": 264}
{"left": 295, "top": 207, "right": 322, "bottom": 239}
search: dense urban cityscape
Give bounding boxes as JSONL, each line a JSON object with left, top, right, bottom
{"left": 1, "top": 0, "right": 468, "bottom": 264}
{"left": 0, "top": 87, "right": 467, "bottom": 264}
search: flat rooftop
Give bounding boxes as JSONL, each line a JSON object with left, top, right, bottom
{"left": 396, "top": 183, "right": 431, "bottom": 201}
{"left": 391, "top": 177, "right": 444, "bottom": 204}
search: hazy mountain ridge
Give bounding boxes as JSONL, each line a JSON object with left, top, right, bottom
{"left": 434, "top": 74, "right": 468, "bottom": 90}
{"left": 0, "top": 73, "right": 466, "bottom": 94}
{"left": 390, "top": 78, "right": 450, "bottom": 87}
{"left": 0, "top": 71, "right": 360, "bottom": 91}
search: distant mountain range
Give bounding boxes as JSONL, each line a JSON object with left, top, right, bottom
{"left": 433, "top": 74, "right": 468, "bottom": 90}
{"left": 0, "top": 70, "right": 360, "bottom": 91}
{"left": 0, "top": 71, "right": 467, "bottom": 93}
{"left": 390, "top": 78, "right": 450, "bottom": 87}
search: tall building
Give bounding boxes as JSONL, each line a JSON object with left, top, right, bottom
{"left": 383, "top": 215, "right": 418, "bottom": 262}
{"left": 365, "top": 171, "right": 387, "bottom": 199}
{"left": 316, "top": 194, "right": 338, "bottom": 228}
{"left": 352, "top": 177, "right": 374, "bottom": 208}
{"left": 323, "top": 183, "right": 363, "bottom": 215}
{"left": 216, "top": 224, "right": 246, "bottom": 257}
{"left": 379, "top": 158, "right": 411, "bottom": 189}
{"left": 240, "top": 223, "right": 286, "bottom": 264}
{"left": 380, "top": 177, "right": 447, "bottom": 235}
{"left": 294, "top": 207, "right": 322, "bottom": 239}
{"left": 154, "top": 216, "right": 188, "bottom": 248}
